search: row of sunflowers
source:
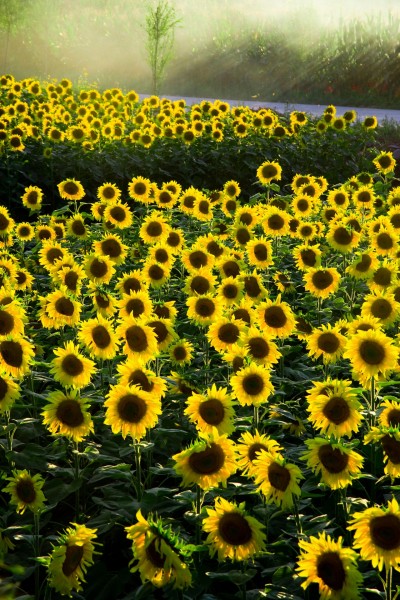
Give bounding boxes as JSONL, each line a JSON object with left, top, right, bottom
{"left": 0, "top": 76, "right": 400, "bottom": 600}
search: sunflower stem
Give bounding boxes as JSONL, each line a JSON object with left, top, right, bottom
{"left": 134, "top": 442, "right": 143, "bottom": 501}
{"left": 34, "top": 510, "right": 40, "bottom": 600}
{"left": 293, "top": 497, "right": 302, "bottom": 536}
{"left": 253, "top": 405, "right": 259, "bottom": 432}
{"left": 195, "top": 485, "right": 203, "bottom": 544}
{"left": 73, "top": 441, "right": 80, "bottom": 521}
{"left": 385, "top": 565, "right": 393, "bottom": 600}
{"left": 317, "top": 297, "right": 322, "bottom": 327}
{"left": 370, "top": 376, "right": 376, "bottom": 427}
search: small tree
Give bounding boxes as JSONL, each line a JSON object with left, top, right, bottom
{"left": 144, "top": 0, "right": 181, "bottom": 96}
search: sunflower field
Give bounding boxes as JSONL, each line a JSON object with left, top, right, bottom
{"left": 1, "top": 75, "right": 400, "bottom": 600}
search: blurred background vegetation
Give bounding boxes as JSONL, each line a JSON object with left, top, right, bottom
{"left": 1, "top": 0, "right": 400, "bottom": 108}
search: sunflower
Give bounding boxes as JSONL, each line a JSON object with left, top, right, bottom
{"left": 117, "top": 290, "right": 153, "bottom": 321}
{"left": 0, "top": 335, "right": 34, "bottom": 378}
{"left": 293, "top": 243, "right": 322, "bottom": 271}
{"left": 326, "top": 222, "right": 360, "bottom": 253}
{"left": 173, "top": 434, "right": 237, "bottom": 490}
{"left": 21, "top": 185, "right": 43, "bottom": 211}
{"left": 370, "top": 226, "right": 399, "bottom": 257}
{"left": 227, "top": 297, "right": 255, "bottom": 327}
{"left": 373, "top": 150, "right": 396, "bottom": 175}
{"left": 78, "top": 315, "right": 118, "bottom": 360}
{"left": 185, "top": 384, "right": 235, "bottom": 437}
{"left": 253, "top": 450, "right": 303, "bottom": 509}
{"left": 146, "top": 316, "right": 176, "bottom": 351}
{"left": 234, "top": 206, "right": 259, "bottom": 229}
{"left": 237, "top": 430, "right": 282, "bottom": 477}
{"left": 304, "top": 267, "right": 341, "bottom": 299}
{"left": 378, "top": 398, "right": 400, "bottom": 429}
{"left": 215, "top": 254, "right": 244, "bottom": 279}
{"left": 38, "top": 241, "right": 69, "bottom": 271}
{"left": 3, "top": 470, "right": 46, "bottom": 514}
{"left": 326, "top": 187, "right": 350, "bottom": 211}
{"left": 116, "top": 270, "right": 148, "bottom": 296}
{"left": 15, "top": 222, "right": 35, "bottom": 241}
{"left": 47, "top": 523, "right": 98, "bottom": 597}
{"left": 50, "top": 341, "right": 96, "bottom": 389}
{"left": 301, "top": 437, "right": 363, "bottom": 489}
{"left": 186, "top": 294, "right": 223, "bottom": 327}
{"left": 179, "top": 186, "right": 200, "bottom": 215}
{"left": 262, "top": 207, "right": 290, "bottom": 237}
{"left": 41, "top": 288, "right": 82, "bottom": 329}
{"left": 116, "top": 317, "right": 159, "bottom": 362}
{"left": 256, "top": 296, "right": 296, "bottom": 338}
{"left": 246, "top": 237, "right": 273, "bottom": 269}
{"left": 256, "top": 161, "right": 282, "bottom": 185}
{"left": 139, "top": 212, "right": 170, "bottom": 245}
{"left": 97, "top": 182, "right": 121, "bottom": 203}
{"left": 274, "top": 271, "right": 295, "bottom": 294}
{"left": 230, "top": 362, "right": 274, "bottom": 407}
{"left": 365, "top": 426, "right": 400, "bottom": 479}
{"left": 361, "top": 291, "right": 400, "bottom": 328}
{"left": 169, "top": 338, "right": 194, "bottom": 366}
{"left": 368, "top": 259, "right": 398, "bottom": 292}
{"left": 346, "top": 251, "right": 379, "bottom": 280}
{"left": 104, "top": 382, "right": 161, "bottom": 440}
{"left": 55, "top": 264, "right": 85, "bottom": 296}
{"left": 202, "top": 496, "right": 266, "bottom": 562}
{"left": 182, "top": 246, "right": 214, "bottom": 273}
{"left": 165, "top": 228, "right": 186, "bottom": 254}
{"left": 348, "top": 498, "right": 400, "bottom": 571}
{"left": 223, "top": 180, "right": 241, "bottom": 199}
{"left": 241, "top": 271, "right": 267, "bottom": 303}
{"left": 0, "top": 207, "right": 15, "bottom": 237}
{"left": 296, "top": 532, "right": 363, "bottom": 600}
{"left": 92, "top": 233, "right": 128, "bottom": 265}
{"left": 307, "top": 324, "right": 346, "bottom": 364}
{"left": 142, "top": 260, "right": 171, "bottom": 289}
{"left": 125, "top": 511, "right": 192, "bottom": 589}
{"left": 57, "top": 178, "right": 85, "bottom": 201}
{"left": 117, "top": 359, "right": 166, "bottom": 398}
{"left": 42, "top": 389, "right": 93, "bottom": 442}
{"left": 103, "top": 202, "right": 133, "bottom": 229}
{"left": 128, "top": 175, "right": 152, "bottom": 203}
{"left": 84, "top": 253, "right": 115, "bottom": 285}
{"left": 344, "top": 328, "right": 398, "bottom": 382}
{"left": 152, "top": 300, "right": 177, "bottom": 323}
{"left": 0, "top": 370, "right": 20, "bottom": 413}
{"left": 239, "top": 325, "right": 281, "bottom": 367}
{"left": 184, "top": 268, "right": 216, "bottom": 296}
{"left": 0, "top": 302, "right": 25, "bottom": 338}
{"left": 147, "top": 244, "right": 175, "bottom": 269}
{"left": 207, "top": 317, "right": 244, "bottom": 353}
{"left": 306, "top": 379, "right": 363, "bottom": 437}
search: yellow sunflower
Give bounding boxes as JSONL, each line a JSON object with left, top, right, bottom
{"left": 103, "top": 202, "right": 133, "bottom": 229}
{"left": 97, "top": 181, "right": 121, "bottom": 203}
{"left": 236, "top": 430, "right": 282, "bottom": 477}
{"left": 125, "top": 511, "right": 192, "bottom": 589}
{"left": 42, "top": 389, "right": 93, "bottom": 442}
{"left": 104, "top": 382, "right": 162, "bottom": 440}
{"left": 41, "top": 288, "right": 82, "bottom": 329}
{"left": 364, "top": 426, "right": 400, "bottom": 480}
{"left": 304, "top": 267, "right": 341, "bottom": 299}
{"left": 246, "top": 237, "right": 274, "bottom": 270}
{"left": 326, "top": 222, "right": 361, "bottom": 253}
{"left": 146, "top": 316, "right": 176, "bottom": 351}
{"left": 373, "top": 150, "right": 396, "bottom": 174}
{"left": 296, "top": 532, "right": 363, "bottom": 600}
{"left": 256, "top": 161, "right": 282, "bottom": 185}
{"left": 117, "top": 358, "right": 166, "bottom": 398}
{"left": 116, "top": 270, "right": 148, "bottom": 296}
{"left": 0, "top": 302, "right": 25, "bottom": 338}
{"left": 47, "top": 523, "right": 98, "bottom": 597}
{"left": 202, "top": 496, "right": 266, "bottom": 562}
{"left": 346, "top": 251, "right": 379, "bottom": 280}
{"left": 139, "top": 212, "right": 170, "bottom": 245}
{"left": 57, "top": 178, "right": 85, "bottom": 201}
{"left": 256, "top": 296, "right": 296, "bottom": 338}
{"left": 21, "top": 185, "right": 43, "bottom": 211}
{"left": 0, "top": 335, "right": 34, "bottom": 378}
{"left": 306, "top": 379, "right": 363, "bottom": 437}
{"left": 128, "top": 176, "right": 152, "bottom": 203}
{"left": 172, "top": 434, "right": 237, "bottom": 490}
{"left": 253, "top": 450, "right": 303, "bottom": 509}
{"left": 348, "top": 498, "right": 400, "bottom": 571}
{"left": 241, "top": 271, "right": 268, "bottom": 304}
{"left": 0, "top": 370, "right": 20, "bottom": 413}
{"left": 50, "top": 341, "right": 96, "bottom": 389}
{"left": 15, "top": 222, "right": 35, "bottom": 241}
{"left": 116, "top": 317, "right": 159, "bottom": 362}
{"left": 78, "top": 315, "right": 118, "bottom": 360}
{"left": 301, "top": 437, "right": 363, "bottom": 489}
{"left": 293, "top": 243, "right": 322, "bottom": 271}
{"left": 92, "top": 233, "right": 128, "bottom": 265}
{"left": 186, "top": 294, "right": 223, "bottom": 327}
{"left": 262, "top": 207, "right": 290, "bottom": 237}
{"left": 307, "top": 324, "right": 346, "bottom": 364}
{"left": 184, "top": 384, "right": 235, "bottom": 436}
{"left": 84, "top": 253, "right": 115, "bottom": 285}
{"left": 207, "top": 317, "right": 244, "bottom": 353}
{"left": 230, "top": 362, "right": 274, "bottom": 407}
{"left": 3, "top": 469, "right": 46, "bottom": 515}
{"left": 361, "top": 291, "right": 400, "bottom": 328}
{"left": 378, "top": 398, "right": 400, "bottom": 429}
{"left": 184, "top": 268, "right": 217, "bottom": 296}
{"left": 345, "top": 328, "right": 398, "bottom": 383}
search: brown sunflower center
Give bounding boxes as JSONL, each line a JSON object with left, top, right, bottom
{"left": 195, "top": 298, "right": 215, "bottom": 317}
{"left": 370, "top": 514, "right": 400, "bottom": 550}
{"left": 370, "top": 299, "right": 393, "bottom": 320}
{"left": 148, "top": 320, "right": 168, "bottom": 344}
{"left": 381, "top": 434, "right": 400, "bottom": 464}
{"left": 317, "top": 332, "right": 340, "bottom": 354}
{"left": 117, "top": 393, "right": 147, "bottom": 423}
{"left": 167, "top": 231, "right": 180, "bottom": 247}
{"left": 316, "top": 552, "right": 346, "bottom": 591}
{"left": 0, "top": 310, "right": 14, "bottom": 335}
{"left": 359, "top": 339, "right": 385, "bottom": 365}
{"left": 189, "top": 250, "right": 208, "bottom": 269}
{"left": 355, "top": 254, "right": 372, "bottom": 272}
{"left": 236, "top": 228, "right": 250, "bottom": 245}
{"left": 207, "top": 241, "right": 224, "bottom": 257}
{"left": 268, "top": 462, "right": 290, "bottom": 491}
{"left": 223, "top": 283, "right": 239, "bottom": 299}
{"left": 253, "top": 243, "right": 268, "bottom": 262}
{"left": 146, "top": 537, "right": 165, "bottom": 568}
{"left": 109, "top": 206, "right": 126, "bottom": 222}
{"left": 61, "top": 354, "right": 84, "bottom": 376}
{"left": 64, "top": 271, "right": 79, "bottom": 291}
{"left": 333, "top": 227, "right": 352, "bottom": 245}
{"left": 154, "top": 248, "right": 169, "bottom": 263}
{"left": 322, "top": 396, "right": 350, "bottom": 424}
{"left": 373, "top": 267, "right": 392, "bottom": 287}
{"left": 63, "top": 181, "right": 79, "bottom": 196}
{"left": 218, "top": 323, "right": 240, "bottom": 344}
{"left": 101, "top": 238, "right": 122, "bottom": 258}
{"left": 218, "top": 512, "right": 252, "bottom": 546}
{"left": 261, "top": 165, "right": 278, "bottom": 179}
{"left": 71, "top": 220, "right": 86, "bottom": 236}
{"left": 173, "top": 345, "right": 187, "bottom": 361}
{"left": 0, "top": 340, "right": 23, "bottom": 367}
{"left": 222, "top": 260, "right": 240, "bottom": 278}
{"left": 56, "top": 398, "right": 84, "bottom": 427}
{"left": 0, "top": 375, "right": 8, "bottom": 400}
{"left": 90, "top": 258, "right": 108, "bottom": 278}
{"left": 95, "top": 294, "right": 110, "bottom": 309}
{"left": 263, "top": 306, "right": 287, "bottom": 329}
{"left": 15, "top": 478, "right": 36, "bottom": 504}
{"left": 198, "top": 200, "right": 210, "bottom": 214}
{"left": 188, "top": 443, "right": 225, "bottom": 474}
{"left": 243, "top": 276, "right": 262, "bottom": 298}
{"left": 226, "top": 199, "right": 237, "bottom": 212}
{"left": 123, "top": 277, "right": 141, "bottom": 294}
{"left": 125, "top": 325, "right": 149, "bottom": 352}
{"left": 46, "top": 248, "right": 63, "bottom": 264}
{"left": 232, "top": 356, "right": 244, "bottom": 373}
{"left": 146, "top": 221, "right": 162, "bottom": 237}
{"left": 267, "top": 214, "right": 285, "bottom": 230}
{"left": 62, "top": 544, "right": 84, "bottom": 576}
{"left": 232, "top": 308, "right": 251, "bottom": 324}
{"left": 0, "top": 214, "right": 10, "bottom": 230}
{"left": 242, "top": 373, "right": 264, "bottom": 396}
{"left": 92, "top": 325, "right": 111, "bottom": 349}
{"left": 317, "top": 444, "right": 349, "bottom": 473}
{"left": 248, "top": 442, "right": 268, "bottom": 462}
{"left": 128, "top": 369, "right": 154, "bottom": 392}
{"left": 126, "top": 298, "right": 145, "bottom": 317}
{"left": 199, "top": 398, "right": 225, "bottom": 425}
{"left": 191, "top": 275, "right": 210, "bottom": 294}
{"left": 148, "top": 264, "right": 165, "bottom": 281}
{"left": 300, "top": 249, "right": 317, "bottom": 267}
{"left": 376, "top": 232, "right": 394, "bottom": 250}
{"left": 248, "top": 337, "right": 269, "bottom": 359}
{"left": 300, "top": 225, "right": 313, "bottom": 238}
{"left": 55, "top": 297, "right": 75, "bottom": 317}
{"left": 312, "top": 270, "right": 334, "bottom": 290}
{"left": 183, "top": 196, "right": 195, "bottom": 209}
{"left": 387, "top": 409, "right": 400, "bottom": 427}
